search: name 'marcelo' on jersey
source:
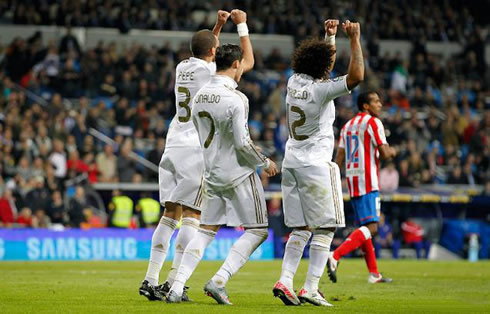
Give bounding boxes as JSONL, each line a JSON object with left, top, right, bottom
{"left": 282, "top": 73, "right": 351, "bottom": 168}
{"left": 165, "top": 57, "right": 216, "bottom": 148}
{"left": 339, "top": 112, "right": 388, "bottom": 198}
{"left": 192, "top": 75, "right": 267, "bottom": 190}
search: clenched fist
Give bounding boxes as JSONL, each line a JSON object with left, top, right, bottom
{"left": 324, "top": 19, "right": 339, "bottom": 36}
{"left": 216, "top": 10, "right": 230, "bottom": 25}
{"left": 230, "top": 9, "right": 247, "bottom": 24}
{"left": 342, "top": 20, "right": 361, "bottom": 40}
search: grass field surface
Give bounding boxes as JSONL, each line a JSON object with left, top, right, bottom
{"left": 0, "top": 259, "right": 489, "bottom": 313}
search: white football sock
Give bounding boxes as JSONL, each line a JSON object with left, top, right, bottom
{"left": 279, "top": 230, "right": 312, "bottom": 288}
{"left": 304, "top": 230, "right": 334, "bottom": 292}
{"left": 212, "top": 229, "right": 268, "bottom": 288}
{"left": 144, "top": 216, "right": 178, "bottom": 286}
{"left": 166, "top": 217, "right": 199, "bottom": 285}
{"left": 170, "top": 228, "right": 216, "bottom": 296}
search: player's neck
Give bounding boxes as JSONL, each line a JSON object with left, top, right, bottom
{"left": 196, "top": 55, "right": 214, "bottom": 63}
{"left": 216, "top": 70, "right": 236, "bottom": 82}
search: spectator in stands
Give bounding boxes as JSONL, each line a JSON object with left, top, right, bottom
{"left": 47, "top": 190, "right": 65, "bottom": 225}
{"left": 0, "top": 189, "right": 16, "bottom": 227}
{"left": 16, "top": 207, "right": 33, "bottom": 227}
{"left": 25, "top": 176, "right": 50, "bottom": 214}
{"left": 96, "top": 144, "right": 117, "bottom": 182}
{"left": 379, "top": 161, "right": 399, "bottom": 192}
{"left": 49, "top": 139, "right": 67, "bottom": 181}
{"left": 117, "top": 140, "right": 137, "bottom": 182}
{"left": 68, "top": 186, "right": 88, "bottom": 228}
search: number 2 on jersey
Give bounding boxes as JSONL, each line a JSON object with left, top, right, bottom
{"left": 346, "top": 134, "right": 359, "bottom": 163}
{"left": 198, "top": 111, "right": 215, "bottom": 148}
{"left": 287, "top": 104, "right": 309, "bottom": 141}
{"left": 178, "top": 86, "right": 191, "bottom": 122}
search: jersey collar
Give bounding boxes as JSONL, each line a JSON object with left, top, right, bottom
{"left": 189, "top": 57, "right": 210, "bottom": 66}
{"left": 213, "top": 74, "right": 238, "bottom": 89}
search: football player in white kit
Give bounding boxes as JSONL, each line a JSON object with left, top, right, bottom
{"left": 140, "top": 9, "right": 255, "bottom": 301}
{"left": 166, "top": 43, "right": 279, "bottom": 305}
{"left": 273, "top": 20, "right": 364, "bottom": 307}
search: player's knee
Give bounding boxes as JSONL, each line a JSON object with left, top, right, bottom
{"left": 182, "top": 207, "right": 201, "bottom": 219}
{"left": 310, "top": 229, "right": 334, "bottom": 249}
{"left": 290, "top": 229, "right": 312, "bottom": 244}
{"left": 245, "top": 228, "right": 268, "bottom": 244}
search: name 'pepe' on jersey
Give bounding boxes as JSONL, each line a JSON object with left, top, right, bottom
{"left": 165, "top": 57, "right": 217, "bottom": 148}
{"left": 192, "top": 75, "right": 268, "bottom": 190}
{"left": 282, "top": 73, "right": 351, "bottom": 168}
{"left": 338, "top": 112, "right": 388, "bottom": 197}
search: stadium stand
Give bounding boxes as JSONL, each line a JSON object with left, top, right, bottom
{"left": 0, "top": 1, "right": 488, "bottom": 260}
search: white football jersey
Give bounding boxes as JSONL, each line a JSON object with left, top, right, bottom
{"left": 282, "top": 74, "right": 351, "bottom": 168}
{"left": 165, "top": 57, "right": 216, "bottom": 148}
{"left": 192, "top": 75, "right": 267, "bottom": 190}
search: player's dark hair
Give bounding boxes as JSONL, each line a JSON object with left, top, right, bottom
{"left": 191, "top": 30, "right": 217, "bottom": 57}
{"left": 292, "top": 38, "right": 335, "bottom": 79}
{"left": 215, "top": 44, "right": 243, "bottom": 72}
{"left": 357, "top": 91, "right": 377, "bottom": 112}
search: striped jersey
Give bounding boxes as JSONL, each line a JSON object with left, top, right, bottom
{"left": 166, "top": 57, "right": 216, "bottom": 148}
{"left": 339, "top": 112, "right": 388, "bottom": 197}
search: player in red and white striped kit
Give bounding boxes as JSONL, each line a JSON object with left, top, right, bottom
{"left": 327, "top": 91, "right": 396, "bottom": 284}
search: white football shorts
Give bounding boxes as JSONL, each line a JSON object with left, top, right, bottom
{"left": 200, "top": 172, "right": 268, "bottom": 228}
{"left": 158, "top": 146, "right": 205, "bottom": 211}
{"left": 281, "top": 161, "right": 345, "bottom": 228}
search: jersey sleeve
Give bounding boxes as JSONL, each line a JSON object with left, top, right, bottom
{"left": 338, "top": 126, "right": 346, "bottom": 149}
{"left": 315, "top": 75, "right": 351, "bottom": 105}
{"left": 367, "top": 117, "right": 388, "bottom": 147}
{"left": 230, "top": 100, "right": 268, "bottom": 167}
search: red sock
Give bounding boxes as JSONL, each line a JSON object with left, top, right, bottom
{"left": 361, "top": 238, "right": 379, "bottom": 275}
{"left": 333, "top": 228, "right": 368, "bottom": 260}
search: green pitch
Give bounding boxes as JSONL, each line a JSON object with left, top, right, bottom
{"left": 0, "top": 259, "right": 489, "bottom": 313}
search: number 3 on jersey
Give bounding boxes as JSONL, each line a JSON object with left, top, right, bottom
{"left": 178, "top": 86, "right": 191, "bottom": 122}
{"left": 198, "top": 111, "right": 215, "bottom": 148}
{"left": 287, "top": 104, "right": 309, "bottom": 141}
{"left": 346, "top": 134, "right": 359, "bottom": 164}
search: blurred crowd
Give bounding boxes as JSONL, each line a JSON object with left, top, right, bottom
{"left": 0, "top": 2, "right": 489, "bottom": 230}
{"left": 1, "top": 0, "right": 487, "bottom": 42}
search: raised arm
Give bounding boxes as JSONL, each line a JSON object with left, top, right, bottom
{"left": 342, "top": 21, "right": 364, "bottom": 90}
{"left": 230, "top": 9, "right": 254, "bottom": 73}
{"left": 231, "top": 103, "right": 278, "bottom": 176}
{"left": 324, "top": 19, "right": 339, "bottom": 72}
{"left": 212, "top": 10, "right": 230, "bottom": 38}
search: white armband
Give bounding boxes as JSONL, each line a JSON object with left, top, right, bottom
{"left": 325, "top": 33, "right": 335, "bottom": 46}
{"left": 237, "top": 23, "right": 249, "bottom": 37}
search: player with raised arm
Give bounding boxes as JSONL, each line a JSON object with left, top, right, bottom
{"left": 139, "top": 9, "right": 255, "bottom": 301}
{"left": 166, "top": 41, "right": 279, "bottom": 305}
{"left": 273, "top": 20, "right": 364, "bottom": 307}
{"left": 326, "top": 91, "right": 396, "bottom": 284}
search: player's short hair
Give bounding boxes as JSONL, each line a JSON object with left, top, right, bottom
{"left": 292, "top": 38, "right": 335, "bottom": 79}
{"left": 357, "top": 91, "right": 377, "bottom": 111}
{"left": 215, "top": 44, "right": 243, "bottom": 72}
{"left": 191, "top": 30, "right": 217, "bottom": 57}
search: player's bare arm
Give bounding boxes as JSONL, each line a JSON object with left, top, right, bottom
{"left": 231, "top": 9, "right": 255, "bottom": 72}
{"left": 335, "top": 147, "right": 345, "bottom": 168}
{"left": 378, "top": 144, "right": 396, "bottom": 160}
{"left": 212, "top": 10, "right": 230, "bottom": 38}
{"left": 342, "top": 21, "right": 364, "bottom": 90}
{"left": 324, "top": 19, "right": 339, "bottom": 72}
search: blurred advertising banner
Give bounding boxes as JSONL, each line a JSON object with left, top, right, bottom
{"left": 0, "top": 228, "right": 274, "bottom": 261}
